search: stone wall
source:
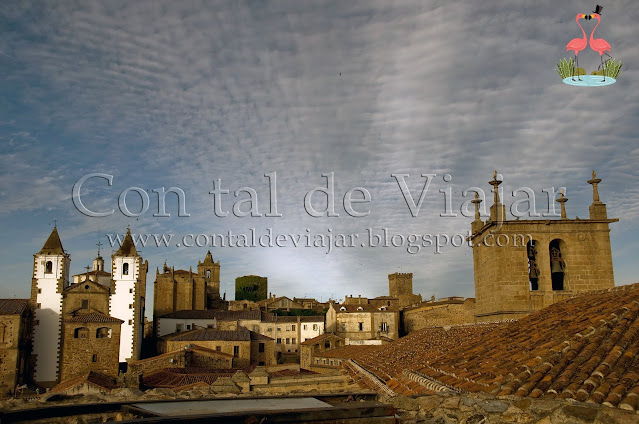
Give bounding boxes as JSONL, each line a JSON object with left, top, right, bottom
{"left": 403, "top": 299, "right": 476, "bottom": 333}
{"left": 0, "top": 314, "right": 28, "bottom": 396}
{"left": 59, "top": 322, "right": 121, "bottom": 381}
{"left": 387, "top": 391, "right": 638, "bottom": 424}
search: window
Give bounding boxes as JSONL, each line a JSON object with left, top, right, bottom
{"left": 96, "top": 327, "right": 111, "bottom": 338}
{"left": 233, "top": 346, "right": 240, "bottom": 357}
{"left": 176, "top": 324, "right": 183, "bottom": 332}
{"left": 259, "top": 361, "right": 265, "bottom": 366}
{"left": 303, "top": 325, "right": 307, "bottom": 330}
{"left": 45, "top": 261, "right": 53, "bottom": 274}
{"left": 267, "top": 327, "right": 273, "bottom": 332}
{"left": 286, "top": 325, "right": 291, "bottom": 331}
{"left": 313, "top": 324, "right": 318, "bottom": 331}
{"left": 206, "top": 270, "right": 211, "bottom": 278}
{"left": 243, "top": 304, "right": 247, "bottom": 309}
{"left": 92, "top": 354, "right": 98, "bottom": 362}
{"left": 339, "top": 306, "right": 346, "bottom": 311}
{"left": 358, "top": 322, "right": 363, "bottom": 331}
{"left": 186, "top": 325, "right": 191, "bottom": 330}
{"left": 38, "top": 289, "right": 42, "bottom": 294}
{"left": 340, "top": 323, "right": 346, "bottom": 331}
{"left": 207, "top": 324, "right": 214, "bottom": 328}
{"left": 550, "top": 239, "right": 566, "bottom": 291}
{"left": 291, "top": 325, "right": 296, "bottom": 331}
{"left": 216, "top": 346, "right": 221, "bottom": 351}
{"left": 122, "top": 263, "right": 129, "bottom": 275}
{"left": 387, "top": 301, "right": 391, "bottom": 306}
{"left": 74, "top": 327, "right": 89, "bottom": 339}
{"left": 325, "top": 341, "right": 331, "bottom": 349}
{"left": 81, "top": 299, "right": 89, "bottom": 309}
{"left": 285, "top": 338, "right": 290, "bottom": 344}
{"left": 258, "top": 343, "right": 265, "bottom": 353}
{"left": 37, "top": 303, "right": 41, "bottom": 309}
{"left": 129, "top": 288, "right": 133, "bottom": 293}
{"left": 253, "top": 325, "right": 259, "bottom": 332}
{"left": 381, "top": 322, "right": 388, "bottom": 333}
{"left": 128, "top": 320, "right": 132, "bottom": 325}
{"left": 276, "top": 338, "right": 282, "bottom": 344}
{"left": 292, "top": 338, "right": 296, "bottom": 344}
{"left": 527, "top": 240, "right": 540, "bottom": 291}
{"left": 277, "top": 327, "right": 281, "bottom": 332}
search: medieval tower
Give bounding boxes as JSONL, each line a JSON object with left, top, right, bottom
{"left": 109, "top": 228, "right": 148, "bottom": 362}
{"left": 30, "top": 226, "right": 70, "bottom": 387}
{"left": 469, "top": 171, "right": 617, "bottom": 322}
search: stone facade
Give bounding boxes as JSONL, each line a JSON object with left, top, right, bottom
{"left": 152, "top": 251, "right": 222, "bottom": 332}
{"left": 469, "top": 171, "right": 617, "bottom": 321}
{"left": 403, "top": 297, "right": 476, "bottom": 333}
{"left": 326, "top": 303, "right": 399, "bottom": 341}
{"left": 300, "top": 333, "right": 345, "bottom": 370}
{"left": 59, "top": 315, "right": 122, "bottom": 381}
{"left": 0, "top": 299, "right": 31, "bottom": 396}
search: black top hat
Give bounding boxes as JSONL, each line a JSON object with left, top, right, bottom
{"left": 593, "top": 5, "right": 603, "bottom": 15}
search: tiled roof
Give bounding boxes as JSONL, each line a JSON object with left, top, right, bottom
{"left": 143, "top": 367, "right": 254, "bottom": 388}
{"left": 0, "top": 299, "right": 29, "bottom": 315}
{"left": 159, "top": 309, "right": 270, "bottom": 321}
{"left": 63, "top": 312, "right": 124, "bottom": 323}
{"left": 299, "top": 316, "right": 325, "bottom": 322}
{"left": 316, "top": 345, "right": 378, "bottom": 359}
{"left": 301, "top": 333, "right": 344, "bottom": 346}
{"left": 340, "top": 283, "right": 639, "bottom": 411}
{"left": 165, "top": 328, "right": 272, "bottom": 342}
{"left": 49, "top": 371, "right": 117, "bottom": 394}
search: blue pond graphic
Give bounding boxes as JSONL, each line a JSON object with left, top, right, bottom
{"left": 563, "top": 75, "right": 616, "bottom": 87}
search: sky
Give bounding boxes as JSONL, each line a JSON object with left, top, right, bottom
{"left": 1, "top": 0, "right": 638, "bottom": 311}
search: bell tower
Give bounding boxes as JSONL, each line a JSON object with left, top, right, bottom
{"left": 30, "top": 226, "right": 70, "bottom": 386}
{"left": 198, "top": 251, "right": 221, "bottom": 306}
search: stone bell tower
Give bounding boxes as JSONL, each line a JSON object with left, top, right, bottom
{"left": 469, "top": 170, "right": 617, "bottom": 322}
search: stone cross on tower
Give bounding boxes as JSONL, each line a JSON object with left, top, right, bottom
{"left": 587, "top": 170, "right": 602, "bottom": 203}
{"left": 556, "top": 189, "right": 568, "bottom": 219}
{"left": 488, "top": 171, "right": 506, "bottom": 223}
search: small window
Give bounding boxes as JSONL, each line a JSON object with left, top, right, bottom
{"left": 277, "top": 327, "right": 281, "bottom": 332}
{"left": 258, "top": 343, "right": 265, "bottom": 353}
{"left": 96, "top": 327, "right": 111, "bottom": 338}
{"left": 387, "top": 301, "right": 391, "bottom": 306}
{"left": 381, "top": 322, "right": 388, "bottom": 332}
{"left": 358, "top": 322, "right": 363, "bottom": 331}
{"left": 186, "top": 325, "right": 191, "bottom": 330}
{"left": 341, "top": 323, "right": 346, "bottom": 331}
{"left": 357, "top": 306, "right": 364, "bottom": 311}
{"left": 286, "top": 325, "right": 291, "bottom": 331}
{"left": 286, "top": 338, "right": 290, "bottom": 344}
{"left": 233, "top": 346, "right": 240, "bottom": 357}
{"left": 313, "top": 324, "right": 318, "bottom": 331}
{"left": 339, "top": 306, "right": 346, "bottom": 311}
{"left": 129, "top": 304, "right": 133, "bottom": 309}
{"left": 92, "top": 354, "right": 98, "bottom": 362}
{"left": 291, "top": 325, "right": 296, "bottom": 331}
{"left": 45, "top": 261, "right": 53, "bottom": 274}
{"left": 37, "top": 303, "right": 41, "bottom": 309}
{"left": 259, "top": 361, "right": 265, "bottom": 366}
{"left": 303, "top": 325, "right": 307, "bottom": 330}
{"left": 206, "top": 270, "right": 211, "bottom": 278}
{"left": 216, "top": 346, "right": 221, "bottom": 351}
{"left": 128, "top": 319, "right": 132, "bottom": 325}
{"left": 129, "top": 288, "right": 133, "bottom": 293}
{"left": 207, "top": 324, "right": 214, "bottom": 328}
{"left": 325, "top": 341, "right": 331, "bottom": 349}
{"left": 253, "top": 325, "right": 259, "bottom": 332}
{"left": 276, "top": 338, "right": 282, "bottom": 344}
{"left": 81, "top": 299, "right": 89, "bottom": 309}
{"left": 74, "top": 327, "right": 89, "bottom": 339}
{"left": 38, "top": 289, "right": 42, "bottom": 294}
{"left": 122, "top": 263, "right": 129, "bottom": 275}
{"left": 292, "top": 338, "right": 296, "bottom": 344}
{"left": 176, "top": 324, "right": 183, "bottom": 332}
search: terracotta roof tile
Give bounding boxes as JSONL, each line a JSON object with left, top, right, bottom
{"left": 63, "top": 312, "right": 124, "bottom": 323}
{"left": 0, "top": 299, "right": 29, "bottom": 315}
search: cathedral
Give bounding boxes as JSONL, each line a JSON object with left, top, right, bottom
{"left": 29, "top": 227, "right": 147, "bottom": 387}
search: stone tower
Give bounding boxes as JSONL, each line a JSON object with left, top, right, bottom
{"left": 388, "top": 273, "right": 422, "bottom": 308}
{"left": 109, "top": 228, "right": 147, "bottom": 362}
{"left": 197, "top": 251, "right": 221, "bottom": 307}
{"left": 469, "top": 171, "right": 618, "bottom": 322}
{"left": 30, "top": 226, "right": 70, "bottom": 387}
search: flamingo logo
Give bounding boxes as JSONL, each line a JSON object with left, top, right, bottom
{"left": 557, "top": 5, "right": 622, "bottom": 87}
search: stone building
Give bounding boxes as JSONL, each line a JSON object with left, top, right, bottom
{"left": 469, "top": 171, "right": 618, "bottom": 322}
{"left": 300, "top": 333, "right": 345, "bottom": 370}
{"left": 161, "top": 328, "right": 276, "bottom": 367}
{"left": 326, "top": 303, "right": 399, "bottom": 341}
{"left": 258, "top": 295, "right": 303, "bottom": 311}
{"left": 152, "top": 251, "right": 223, "bottom": 331}
{"left": 228, "top": 299, "right": 260, "bottom": 311}
{"left": 0, "top": 299, "right": 31, "bottom": 396}
{"left": 235, "top": 275, "right": 268, "bottom": 302}
{"left": 388, "top": 273, "right": 422, "bottom": 308}
{"left": 29, "top": 227, "right": 147, "bottom": 388}
{"left": 402, "top": 297, "right": 476, "bottom": 333}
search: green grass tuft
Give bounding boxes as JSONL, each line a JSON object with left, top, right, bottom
{"left": 556, "top": 57, "right": 575, "bottom": 79}
{"left": 603, "top": 58, "right": 623, "bottom": 78}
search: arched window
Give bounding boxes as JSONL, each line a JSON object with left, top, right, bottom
{"left": 45, "top": 261, "right": 53, "bottom": 274}
{"left": 527, "top": 240, "right": 539, "bottom": 291}
{"left": 122, "top": 263, "right": 129, "bottom": 275}
{"left": 96, "top": 327, "right": 111, "bottom": 338}
{"left": 74, "top": 327, "right": 89, "bottom": 339}
{"left": 206, "top": 270, "right": 211, "bottom": 278}
{"left": 549, "top": 239, "right": 566, "bottom": 291}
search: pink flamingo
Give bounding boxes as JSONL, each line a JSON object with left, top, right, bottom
{"left": 590, "top": 12, "right": 612, "bottom": 81}
{"left": 566, "top": 14, "right": 587, "bottom": 81}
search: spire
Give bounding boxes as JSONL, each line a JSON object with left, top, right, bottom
{"left": 471, "top": 192, "right": 484, "bottom": 233}
{"left": 489, "top": 170, "right": 502, "bottom": 205}
{"left": 202, "top": 250, "right": 215, "bottom": 264}
{"left": 39, "top": 226, "right": 65, "bottom": 255}
{"left": 587, "top": 170, "right": 608, "bottom": 220}
{"left": 114, "top": 228, "right": 138, "bottom": 257}
{"left": 488, "top": 171, "right": 506, "bottom": 223}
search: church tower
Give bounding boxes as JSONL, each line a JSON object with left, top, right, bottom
{"left": 109, "top": 228, "right": 147, "bottom": 362}
{"left": 198, "top": 250, "right": 221, "bottom": 307}
{"left": 30, "top": 226, "right": 70, "bottom": 387}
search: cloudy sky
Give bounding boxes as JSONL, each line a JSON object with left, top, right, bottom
{"left": 1, "top": 1, "right": 637, "bottom": 309}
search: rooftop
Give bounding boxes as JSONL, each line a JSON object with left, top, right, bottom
{"left": 165, "top": 328, "right": 273, "bottom": 342}
{"left": 0, "top": 298, "right": 29, "bottom": 315}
